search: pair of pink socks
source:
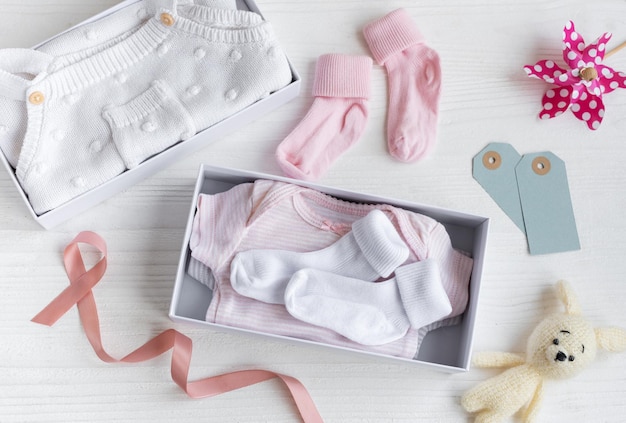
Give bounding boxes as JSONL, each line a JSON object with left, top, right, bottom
{"left": 276, "top": 9, "right": 442, "bottom": 181}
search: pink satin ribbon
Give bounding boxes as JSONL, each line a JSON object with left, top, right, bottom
{"left": 32, "top": 231, "right": 323, "bottom": 422}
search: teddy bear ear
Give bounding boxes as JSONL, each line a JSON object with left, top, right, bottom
{"left": 556, "top": 280, "right": 581, "bottom": 315}
{"left": 596, "top": 327, "right": 626, "bottom": 352}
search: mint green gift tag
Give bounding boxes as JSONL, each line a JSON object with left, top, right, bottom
{"left": 473, "top": 143, "right": 580, "bottom": 255}
{"left": 473, "top": 143, "right": 525, "bottom": 232}
{"left": 515, "top": 152, "right": 580, "bottom": 255}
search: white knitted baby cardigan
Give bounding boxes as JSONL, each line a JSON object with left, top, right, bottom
{"left": 0, "top": 0, "right": 293, "bottom": 214}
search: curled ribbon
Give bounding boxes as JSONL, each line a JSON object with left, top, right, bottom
{"left": 32, "top": 231, "right": 323, "bottom": 422}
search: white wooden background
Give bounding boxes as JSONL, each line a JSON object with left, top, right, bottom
{"left": 1, "top": 0, "right": 626, "bottom": 422}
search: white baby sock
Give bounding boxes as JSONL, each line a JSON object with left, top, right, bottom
{"left": 284, "top": 259, "right": 451, "bottom": 346}
{"left": 230, "top": 209, "right": 409, "bottom": 304}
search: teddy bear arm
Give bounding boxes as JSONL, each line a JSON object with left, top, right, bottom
{"left": 521, "top": 379, "right": 544, "bottom": 423}
{"left": 472, "top": 352, "right": 526, "bottom": 368}
{"left": 462, "top": 364, "right": 540, "bottom": 420}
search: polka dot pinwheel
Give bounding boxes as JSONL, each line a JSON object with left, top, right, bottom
{"left": 524, "top": 21, "right": 626, "bottom": 130}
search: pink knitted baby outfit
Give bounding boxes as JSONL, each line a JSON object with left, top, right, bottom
{"left": 188, "top": 180, "right": 474, "bottom": 359}
{"left": 276, "top": 54, "right": 372, "bottom": 181}
{"left": 363, "top": 8, "right": 442, "bottom": 163}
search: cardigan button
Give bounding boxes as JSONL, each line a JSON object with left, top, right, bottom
{"left": 28, "top": 91, "right": 45, "bottom": 105}
{"left": 160, "top": 13, "right": 175, "bottom": 26}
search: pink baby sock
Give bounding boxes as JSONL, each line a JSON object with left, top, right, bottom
{"left": 276, "top": 54, "right": 372, "bottom": 181}
{"left": 363, "top": 9, "right": 441, "bottom": 163}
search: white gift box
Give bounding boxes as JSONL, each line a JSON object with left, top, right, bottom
{"left": 170, "top": 164, "right": 489, "bottom": 372}
{"left": 0, "top": 0, "right": 300, "bottom": 229}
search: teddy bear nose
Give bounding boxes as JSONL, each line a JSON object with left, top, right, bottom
{"left": 555, "top": 351, "right": 567, "bottom": 362}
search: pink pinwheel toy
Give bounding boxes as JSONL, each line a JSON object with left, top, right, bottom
{"left": 524, "top": 21, "right": 626, "bottom": 130}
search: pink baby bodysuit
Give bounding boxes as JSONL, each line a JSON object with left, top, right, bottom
{"left": 189, "top": 180, "right": 473, "bottom": 359}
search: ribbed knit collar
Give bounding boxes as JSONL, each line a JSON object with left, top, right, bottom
{"left": 39, "top": 4, "right": 272, "bottom": 100}
{"left": 0, "top": 3, "right": 271, "bottom": 102}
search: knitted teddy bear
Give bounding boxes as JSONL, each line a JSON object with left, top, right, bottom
{"left": 462, "top": 280, "right": 626, "bottom": 422}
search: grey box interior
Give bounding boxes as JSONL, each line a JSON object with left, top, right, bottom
{"left": 170, "top": 166, "right": 489, "bottom": 372}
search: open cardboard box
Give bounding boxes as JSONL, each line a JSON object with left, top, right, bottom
{"left": 170, "top": 164, "right": 489, "bottom": 372}
{"left": 0, "top": 0, "right": 300, "bottom": 229}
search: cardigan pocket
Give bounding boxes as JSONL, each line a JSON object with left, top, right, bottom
{"left": 102, "top": 79, "right": 196, "bottom": 169}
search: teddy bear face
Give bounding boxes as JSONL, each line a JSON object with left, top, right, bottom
{"left": 526, "top": 313, "right": 598, "bottom": 379}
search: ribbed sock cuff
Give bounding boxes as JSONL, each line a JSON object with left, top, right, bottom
{"left": 395, "top": 259, "right": 452, "bottom": 328}
{"left": 312, "top": 53, "right": 372, "bottom": 99}
{"left": 351, "top": 209, "right": 409, "bottom": 278}
{"left": 363, "top": 8, "right": 424, "bottom": 65}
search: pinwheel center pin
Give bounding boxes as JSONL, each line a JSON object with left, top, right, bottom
{"left": 580, "top": 67, "right": 598, "bottom": 81}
